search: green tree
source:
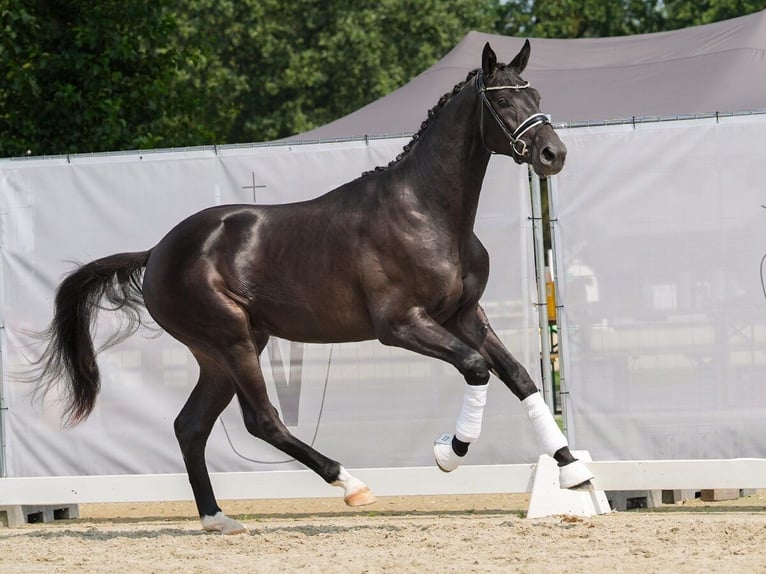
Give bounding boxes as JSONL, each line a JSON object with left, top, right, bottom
{"left": 1, "top": 1, "right": 499, "bottom": 155}
{"left": 0, "top": 0, "right": 205, "bottom": 156}
{"left": 4, "top": 1, "right": 764, "bottom": 156}
{"left": 174, "top": 0, "right": 499, "bottom": 143}
{"left": 662, "top": 0, "right": 766, "bottom": 28}
{"left": 497, "top": 0, "right": 666, "bottom": 38}
{"left": 0, "top": 2, "right": 40, "bottom": 155}
{"left": 496, "top": 0, "right": 766, "bottom": 38}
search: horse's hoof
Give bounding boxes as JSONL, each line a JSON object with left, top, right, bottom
{"left": 567, "top": 479, "right": 593, "bottom": 491}
{"left": 433, "top": 433, "right": 463, "bottom": 473}
{"left": 344, "top": 486, "right": 377, "bottom": 507}
{"left": 559, "top": 459, "right": 595, "bottom": 489}
{"left": 201, "top": 512, "right": 248, "bottom": 535}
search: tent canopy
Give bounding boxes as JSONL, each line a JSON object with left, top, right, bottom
{"left": 288, "top": 10, "right": 766, "bottom": 141}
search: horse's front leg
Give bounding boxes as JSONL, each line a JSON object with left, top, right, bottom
{"left": 373, "top": 306, "right": 492, "bottom": 472}
{"left": 482, "top": 323, "right": 594, "bottom": 488}
{"left": 445, "top": 305, "right": 594, "bottom": 489}
{"left": 376, "top": 306, "right": 491, "bottom": 386}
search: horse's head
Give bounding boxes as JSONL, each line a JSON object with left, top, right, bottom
{"left": 477, "top": 41, "right": 566, "bottom": 176}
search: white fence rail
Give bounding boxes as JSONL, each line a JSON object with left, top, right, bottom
{"left": 2, "top": 459, "right": 765, "bottom": 506}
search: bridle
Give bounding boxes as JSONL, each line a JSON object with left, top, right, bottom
{"left": 476, "top": 70, "right": 550, "bottom": 159}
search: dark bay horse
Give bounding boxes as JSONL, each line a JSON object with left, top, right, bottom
{"left": 31, "top": 41, "right": 592, "bottom": 534}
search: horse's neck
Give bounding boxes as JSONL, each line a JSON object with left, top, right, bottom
{"left": 397, "top": 85, "right": 490, "bottom": 237}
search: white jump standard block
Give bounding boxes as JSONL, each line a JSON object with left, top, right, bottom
{"left": 526, "top": 451, "right": 611, "bottom": 519}
{"left": 0, "top": 504, "right": 80, "bottom": 528}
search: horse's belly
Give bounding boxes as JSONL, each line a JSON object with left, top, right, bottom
{"left": 246, "top": 294, "right": 376, "bottom": 344}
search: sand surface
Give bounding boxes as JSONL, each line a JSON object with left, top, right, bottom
{"left": 2, "top": 492, "right": 766, "bottom": 573}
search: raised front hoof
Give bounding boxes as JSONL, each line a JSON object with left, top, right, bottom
{"left": 567, "top": 479, "right": 594, "bottom": 491}
{"left": 344, "top": 486, "right": 377, "bottom": 507}
{"left": 433, "top": 433, "right": 463, "bottom": 473}
{"left": 200, "top": 512, "right": 248, "bottom": 535}
{"left": 559, "top": 459, "right": 595, "bottom": 490}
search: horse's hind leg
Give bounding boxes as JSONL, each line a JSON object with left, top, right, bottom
{"left": 231, "top": 346, "right": 376, "bottom": 507}
{"left": 174, "top": 354, "right": 246, "bottom": 534}
{"left": 199, "top": 305, "right": 375, "bottom": 507}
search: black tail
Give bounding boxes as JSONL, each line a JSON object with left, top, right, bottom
{"left": 31, "top": 250, "right": 151, "bottom": 426}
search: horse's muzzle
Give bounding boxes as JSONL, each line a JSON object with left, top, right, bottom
{"left": 530, "top": 124, "right": 567, "bottom": 177}
{"left": 534, "top": 135, "right": 567, "bottom": 177}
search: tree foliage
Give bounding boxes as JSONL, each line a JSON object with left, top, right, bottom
{"left": 174, "top": 0, "right": 498, "bottom": 144}
{"left": 662, "top": 0, "right": 766, "bottom": 28}
{"left": 0, "top": 0, "right": 205, "bottom": 157}
{"left": 499, "top": 0, "right": 766, "bottom": 38}
{"left": 1, "top": 0, "right": 764, "bottom": 156}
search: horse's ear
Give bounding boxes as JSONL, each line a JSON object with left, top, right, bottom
{"left": 510, "top": 39, "right": 531, "bottom": 74}
{"left": 482, "top": 42, "right": 497, "bottom": 77}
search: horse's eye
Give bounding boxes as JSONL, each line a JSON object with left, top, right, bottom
{"left": 497, "top": 97, "right": 509, "bottom": 108}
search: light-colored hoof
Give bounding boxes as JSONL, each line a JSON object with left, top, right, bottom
{"left": 333, "top": 466, "right": 375, "bottom": 507}
{"left": 200, "top": 511, "right": 248, "bottom": 535}
{"left": 433, "top": 433, "right": 463, "bottom": 473}
{"left": 559, "top": 459, "right": 595, "bottom": 489}
{"left": 344, "top": 486, "right": 377, "bottom": 507}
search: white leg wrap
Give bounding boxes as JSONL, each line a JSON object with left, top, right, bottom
{"left": 522, "top": 392, "right": 568, "bottom": 456}
{"left": 455, "top": 383, "right": 489, "bottom": 443}
{"left": 434, "top": 383, "right": 489, "bottom": 473}
{"left": 200, "top": 511, "right": 247, "bottom": 535}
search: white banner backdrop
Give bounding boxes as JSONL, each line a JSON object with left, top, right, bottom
{"left": 1, "top": 139, "right": 543, "bottom": 477}
{"left": 554, "top": 114, "right": 766, "bottom": 460}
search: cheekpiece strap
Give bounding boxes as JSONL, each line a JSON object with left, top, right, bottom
{"left": 476, "top": 70, "right": 550, "bottom": 158}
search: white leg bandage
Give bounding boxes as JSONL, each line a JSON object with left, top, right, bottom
{"left": 433, "top": 383, "right": 489, "bottom": 472}
{"left": 455, "top": 383, "right": 489, "bottom": 443}
{"left": 522, "top": 392, "right": 568, "bottom": 456}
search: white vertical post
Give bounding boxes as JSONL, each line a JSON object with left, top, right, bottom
{"left": 0, "top": 368, "right": 6, "bottom": 478}
{"left": 546, "top": 174, "right": 573, "bottom": 442}
{"left": 0, "top": 258, "right": 6, "bottom": 478}
{"left": 530, "top": 175, "right": 554, "bottom": 411}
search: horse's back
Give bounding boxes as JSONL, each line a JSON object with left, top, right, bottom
{"left": 141, "top": 169, "right": 478, "bottom": 346}
{"left": 142, "top": 201, "right": 377, "bottom": 343}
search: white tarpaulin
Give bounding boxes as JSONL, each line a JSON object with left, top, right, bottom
{"left": 0, "top": 139, "right": 543, "bottom": 477}
{"left": 554, "top": 114, "right": 766, "bottom": 460}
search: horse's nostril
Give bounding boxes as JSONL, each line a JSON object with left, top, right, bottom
{"left": 542, "top": 147, "right": 556, "bottom": 164}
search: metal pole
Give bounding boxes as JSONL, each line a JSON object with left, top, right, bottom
{"left": 0, "top": 348, "right": 6, "bottom": 478}
{"left": 530, "top": 175, "right": 554, "bottom": 411}
{"left": 0, "top": 303, "right": 6, "bottom": 478}
{"left": 546, "top": 175, "right": 573, "bottom": 442}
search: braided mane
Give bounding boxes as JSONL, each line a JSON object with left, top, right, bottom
{"left": 363, "top": 68, "right": 486, "bottom": 176}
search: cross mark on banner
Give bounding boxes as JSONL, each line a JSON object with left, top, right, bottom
{"left": 242, "top": 172, "right": 267, "bottom": 202}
